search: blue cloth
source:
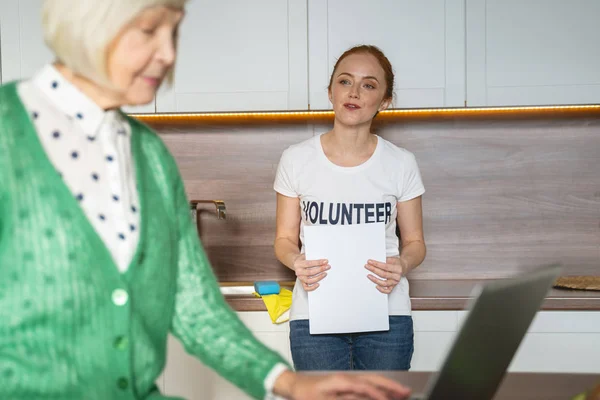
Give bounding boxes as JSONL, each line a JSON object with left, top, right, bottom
{"left": 289, "top": 316, "right": 414, "bottom": 370}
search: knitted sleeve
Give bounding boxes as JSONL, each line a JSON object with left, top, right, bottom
{"left": 165, "top": 146, "right": 288, "bottom": 399}
{"left": 0, "top": 93, "right": 11, "bottom": 245}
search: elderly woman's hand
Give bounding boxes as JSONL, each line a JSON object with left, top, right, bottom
{"left": 275, "top": 370, "right": 412, "bottom": 400}
{"left": 364, "top": 256, "right": 408, "bottom": 294}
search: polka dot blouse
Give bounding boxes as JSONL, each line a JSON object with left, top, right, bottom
{"left": 17, "top": 65, "right": 140, "bottom": 273}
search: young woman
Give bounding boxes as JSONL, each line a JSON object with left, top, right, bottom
{"left": 275, "top": 45, "right": 426, "bottom": 371}
{"left": 0, "top": 2, "right": 411, "bottom": 398}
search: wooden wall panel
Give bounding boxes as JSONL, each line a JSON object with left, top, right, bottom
{"left": 378, "top": 119, "right": 600, "bottom": 279}
{"left": 153, "top": 118, "right": 600, "bottom": 281}
{"left": 158, "top": 124, "right": 314, "bottom": 282}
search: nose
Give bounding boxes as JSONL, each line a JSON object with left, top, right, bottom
{"left": 348, "top": 85, "right": 360, "bottom": 99}
{"left": 157, "top": 33, "right": 177, "bottom": 67}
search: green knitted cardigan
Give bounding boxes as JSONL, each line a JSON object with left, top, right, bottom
{"left": 0, "top": 82, "right": 286, "bottom": 400}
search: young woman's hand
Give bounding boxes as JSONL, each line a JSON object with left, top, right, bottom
{"left": 365, "top": 256, "right": 408, "bottom": 294}
{"left": 292, "top": 254, "right": 330, "bottom": 292}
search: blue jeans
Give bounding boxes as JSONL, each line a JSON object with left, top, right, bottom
{"left": 290, "top": 316, "right": 414, "bottom": 371}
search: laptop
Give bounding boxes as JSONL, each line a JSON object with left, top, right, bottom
{"left": 409, "top": 264, "right": 562, "bottom": 400}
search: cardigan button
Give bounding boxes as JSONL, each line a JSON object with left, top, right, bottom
{"left": 117, "top": 377, "right": 129, "bottom": 390}
{"left": 114, "top": 336, "right": 128, "bottom": 350}
{"left": 112, "top": 289, "right": 129, "bottom": 306}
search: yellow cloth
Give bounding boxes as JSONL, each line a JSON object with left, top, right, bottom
{"left": 253, "top": 288, "right": 293, "bottom": 324}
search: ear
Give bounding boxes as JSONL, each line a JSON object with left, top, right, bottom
{"left": 328, "top": 88, "right": 333, "bottom": 105}
{"left": 379, "top": 97, "right": 392, "bottom": 112}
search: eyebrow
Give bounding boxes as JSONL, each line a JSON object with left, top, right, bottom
{"left": 337, "top": 72, "right": 380, "bottom": 83}
{"left": 142, "top": 8, "right": 186, "bottom": 23}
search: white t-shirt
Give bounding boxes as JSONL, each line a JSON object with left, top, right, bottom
{"left": 274, "top": 134, "right": 425, "bottom": 320}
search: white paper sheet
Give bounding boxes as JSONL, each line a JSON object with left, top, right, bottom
{"left": 304, "top": 222, "right": 389, "bottom": 334}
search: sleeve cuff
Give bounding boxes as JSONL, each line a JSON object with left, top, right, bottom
{"left": 398, "top": 188, "right": 425, "bottom": 202}
{"left": 273, "top": 184, "right": 297, "bottom": 198}
{"left": 263, "top": 362, "right": 291, "bottom": 400}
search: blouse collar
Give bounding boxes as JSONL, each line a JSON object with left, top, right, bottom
{"left": 32, "top": 64, "right": 124, "bottom": 137}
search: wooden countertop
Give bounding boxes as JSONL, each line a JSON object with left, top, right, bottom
{"left": 340, "top": 371, "right": 600, "bottom": 400}
{"left": 223, "top": 279, "right": 600, "bottom": 312}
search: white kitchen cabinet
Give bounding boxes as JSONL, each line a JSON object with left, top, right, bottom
{"left": 0, "top": 0, "right": 155, "bottom": 113}
{"left": 156, "top": 0, "right": 308, "bottom": 112}
{"left": 307, "top": 0, "right": 466, "bottom": 110}
{"left": 466, "top": 0, "right": 600, "bottom": 106}
{"left": 457, "top": 311, "right": 600, "bottom": 374}
{"left": 4, "top": 1, "right": 600, "bottom": 112}
{"left": 0, "top": 0, "right": 54, "bottom": 83}
{"left": 411, "top": 311, "right": 459, "bottom": 371}
{"left": 509, "top": 311, "right": 600, "bottom": 373}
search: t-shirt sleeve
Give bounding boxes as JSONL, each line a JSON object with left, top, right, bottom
{"left": 273, "top": 148, "right": 298, "bottom": 198}
{"left": 398, "top": 151, "right": 425, "bottom": 202}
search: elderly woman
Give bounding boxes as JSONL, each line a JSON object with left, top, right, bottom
{"left": 0, "top": 1, "right": 412, "bottom": 399}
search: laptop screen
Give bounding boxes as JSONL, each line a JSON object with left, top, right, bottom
{"left": 423, "top": 265, "right": 562, "bottom": 400}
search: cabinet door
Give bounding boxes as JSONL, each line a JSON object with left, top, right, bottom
{"left": 457, "top": 310, "right": 600, "bottom": 374}
{"left": 411, "top": 311, "right": 458, "bottom": 371}
{"left": 156, "top": 0, "right": 308, "bottom": 112}
{"left": 0, "top": 0, "right": 155, "bottom": 113}
{"left": 508, "top": 311, "right": 600, "bottom": 374}
{"left": 466, "top": 0, "right": 600, "bottom": 106}
{"left": 0, "top": 0, "right": 53, "bottom": 83}
{"left": 307, "top": 0, "right": 466, "bottom": 110}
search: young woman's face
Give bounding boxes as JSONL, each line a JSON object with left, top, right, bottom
{"left": 106, "top": 6, "right": 184, "bottom": 106}
{"left": 328, "top": 53, "right": 391, "bottom": 127}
